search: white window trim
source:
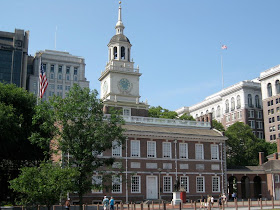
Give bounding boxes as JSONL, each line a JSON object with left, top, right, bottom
{"left": 179, "top": 143, "right": 188, "bottom": 159}
{"left": 196, "top": 176, "right": 205, "bottom": 193}
{"left": 147, "top": 141, "right": 156, "bottom": 158}
{"left": 212, "top": 176, "right": 220, "bottom": 192}
{"left": 163, "top": 176, "right": 172, "bottom": 193}
{"left": 211, "top": 144, "right": 219, "bottom": 160}
{"left": 180, "top": 176, "right": 189, "bottom": 193}
{"left": 92, "top": 175, "right": 103, "bottom": 193}
{"left": 162, "top": 142, "right": 171, "bottom": 158}
{"left": 131, "top": 140, "right": 140, "bottom": 157}
{"left": 195, "top": 144, "right": 204, "bottom": 160}
{"left": 123, "top": 107, "right": 131, "bottom": 116}
{"left": 131, "top": 175, "right": 141, "bottom": 193}
{"left": 112, "top": 140, "right": 122, "bottom": 157}
{"left": 112, "top": 175, "right": 122, "bottom": 193}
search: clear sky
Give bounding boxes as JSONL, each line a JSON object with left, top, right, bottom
{"left": 1, "top": 0, "right": 280, "bottom": 111}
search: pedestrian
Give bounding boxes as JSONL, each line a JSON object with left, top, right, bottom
{"left": 218, "top": 195, "right": 222, "bottom": 208}
{"left": 222, "top": 193, "right": 227, "bottom": 205}
{"left": 210, "top": 195, "right": 214, "bottom": 207}
{"left": 110, "top": 196, "right": 115, "bottom": 210}
{"left": 65, "top": 198, "right": 71, "bottom": 210}
{"left": 103, "top": 195, "right": 109, "bottom": 210}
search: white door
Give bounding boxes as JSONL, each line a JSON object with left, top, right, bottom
{"left": 146, "top": 176, "right": 158, "bottom": 199}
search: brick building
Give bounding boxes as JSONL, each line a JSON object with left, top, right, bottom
{"left": 70, "top": 2, "right": 227, "bottom": 204}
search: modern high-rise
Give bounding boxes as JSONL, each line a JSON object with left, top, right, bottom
{"left": 28, "top": 50, "right": 89, "bottom": 100}
{"left": 259, "top": 65, "right": 280, "bottom": 142}
{"left": 0, "top": 29, "right": 29, "bottom": 89}
{"left": 176, "top": 79, "right": 265, "bottom": 139}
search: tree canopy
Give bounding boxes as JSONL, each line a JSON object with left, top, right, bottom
{"left": 225, "top": 122, "right": 276, "bottom": 167}
{"left": 212, "top": 119, "right": 225, "bottom": 132}
{"left": 148, "top": 106, "right": 195, "bottom": 121}
{"left": 0, "top": 83, "right": 45, "bottom": 204}
{"left": 30, "top": 84, "right": 126, "bottom": 207}
{"left": 10, "top": 162, "right": 78, "bottom": 210}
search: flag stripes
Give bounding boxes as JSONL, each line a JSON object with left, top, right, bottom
{"left": 39, "top": 57, "right": 48, "bottom": 98}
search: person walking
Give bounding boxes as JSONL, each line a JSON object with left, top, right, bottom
{"left": 109, "top": 196, "right": 115, "bottom": 210}
{"left": 65, "top": 198, "right": 71, "bottom": 210}
{"left": 103, "top": 196, "right": 109, "bottom": 210}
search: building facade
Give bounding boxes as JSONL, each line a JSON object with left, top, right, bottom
{"left": 259, "top": 65, "right": 280, "bottom": 142}
{"left": 176, "top": 80, "right": 265, "bottom": 139}
{"left": 28, "top": 50, "right": 89, "bottom": 101}
{"left": 0, "top": 29, "right": 29, "bottom": 89}
{"left": 69, "top": 3, "right": 227, "bottom": 204}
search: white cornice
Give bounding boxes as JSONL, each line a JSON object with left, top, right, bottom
{"left": 259, "top": 64, "right": 280, "bottom": 81}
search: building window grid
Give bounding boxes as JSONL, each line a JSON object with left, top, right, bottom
{"left": 180, "top": 176, "right": 189, "bottom": 193}
{"left": 195, "top": 144, "right": 204, "bottom": 160}
{"left": 196, "top": 176, "right": 205, "bottom": 193}
{"left": 147, "top": 141, "right": 156, "bottom": 158}
{"left": 211, "top": 144, "right": 219, "bottom": 160}
{"left": 112, "top": 140, "right": 122, "bottom": 157}
{"left": 275, "top": 175, "right": 280, "bottom": 183}
{"left": 92, "top": 175, "right": 103, "bottom": 193}
{"left": 212, "top": 176, "right": 220, "bottom": 192}
{"left": 179, "top": 143, "right": 188, "bottom": 159}
{"left": 249, "top": 110, "right": 254, "bottom": 118}
{"left": 162, "top": 142, "right": 171, "bottom": 158}
{"left": 112, "top": 176, "right": 122, "bottom": 193}
{"left": 131, "top": 140, "right": 140, "bottom": 157}
{"left": 131, "top": 175, "right": 141, "bottom": 193}
{"left": 163, "top": 176, "right": 172, "bottom": 193}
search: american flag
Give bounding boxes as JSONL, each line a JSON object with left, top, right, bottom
{"left": 221, "top": 45, "right": 227, "bottom": 50}
{"left": 39, "top": 58, "right": 48, "bottom": 98}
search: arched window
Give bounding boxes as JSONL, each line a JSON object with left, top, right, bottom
{"left": 114, "top": 47, "right": 118, "bottom": 59}
{"left": 225, "top": 100, "right": 229, "bottom": 113}
{"left": 212, "top": 108, "right": 215, "bottom": 119}
{"left": 206, "top": 110, "right": 208, "bottom": 114}
{"left": 128, "top": 48, "right": 130, "bottom": 61}
{"left": 121, "top": 46, "right": 125, "bottom": 60}
{"left": 201, "top": 112, "right": 203, "bottom": 116}
{"left": 231, "top": 97, "right": 235, "bottom": 111}
{"left": 276, "top": 80, "right": 280, "bottom": 94}
{"left": 248, "top": 94, "right": 252, "bottom": 107}
{"left": 255, "top": 95, "right": 260, "bottom": 108}
{"left": 237, "top": 95, "right": 241, "bottom": 109}
{"left": 267, "top": 83, "right": 272, "bottom": 97}
{"left": 216, "top": 106, "right": 221, "bottom": 117}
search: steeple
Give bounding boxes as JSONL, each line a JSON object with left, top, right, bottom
{"left": 115, "top": 1, "right": 124, "bottom": 35}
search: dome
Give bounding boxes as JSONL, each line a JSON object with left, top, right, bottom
{"left": 109, "top": 34, "right": 130, "bottom": 44}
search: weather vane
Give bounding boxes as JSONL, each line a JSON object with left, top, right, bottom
{"left": 119, "top": 1, "right": 121, "bottom": 4}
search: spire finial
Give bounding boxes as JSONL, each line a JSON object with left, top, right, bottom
{"left": 115, "top": 0, "right": 124, "bottom": 34}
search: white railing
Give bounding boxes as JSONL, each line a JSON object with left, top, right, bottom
{"left": 104, "top": 65, "right": 139, "bottom": 73}
{"left": 104, "top": 114, "right": 211, "bottom": 128}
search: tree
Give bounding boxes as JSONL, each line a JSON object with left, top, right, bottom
{"left": 10, "top": 162, "right": 78, "bottom": 210}
{"left": 148, "top": 106, "right": 178, "bottom": 119}
{"left": 212, "top": 119, "right": 225, "bottom": 132}
{"left": 179, "top": 113, "right": 195, "bottom": 121}
{"left": 31, "top": 84, "right": 126, "bottom": 209}
{"left": 225, "top": 122, "right": 276, "bottom": 167}
{"left": 0, "top": 83, "right": 45, "bottom": 204}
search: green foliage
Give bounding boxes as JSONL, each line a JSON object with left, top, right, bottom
{"left": 0, "top": 83, "right": 45, "bottom": 204}
{"left": 31, "top": 84, "right": 126, "bottom": 206}
{"left": 212, "top": 119, "right": 225, "bottom": 132}
{"left": 10, "top": 161, "right": 78, "bottom": 209}
{"left": 225, "top": 122, "right": 276, "bottom": 167}
{"left": 148, "top": 106, "right": 178, "bottom": 119}
{"left": 179, "top": 113, "right": 195, "bottom": 121}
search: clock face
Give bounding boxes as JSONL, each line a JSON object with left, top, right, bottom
{"left": 118, "top": 78, "right": 132, "bottom": 93}
{"left": 102, "top": 81, "right": 108, "bottom": 94}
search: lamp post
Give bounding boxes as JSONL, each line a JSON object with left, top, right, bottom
{"left": 174, "top": 140, "right": 178, "bottom": 185}
{"left": 158, "top": 168, "right": 162, "bottom": 200}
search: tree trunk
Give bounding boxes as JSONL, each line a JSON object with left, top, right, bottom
{"left": 79, "top": 193, "right": 83, "bottom": 210}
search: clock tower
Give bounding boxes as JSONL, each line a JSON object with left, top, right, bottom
{"left": 99, "top": 2, "right": 149, "bottom": 116}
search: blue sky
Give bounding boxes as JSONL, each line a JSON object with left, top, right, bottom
{"left": 1, "top": 0, "right": 280, "bottom": 111}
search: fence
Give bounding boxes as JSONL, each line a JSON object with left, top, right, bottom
{"left": 5, "top": 198, "right": 280, "bottom": 210}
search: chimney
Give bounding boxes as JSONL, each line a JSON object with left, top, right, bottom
{"left": 274, "top": 152, "right": 278, "bottom": 160}
{"left": 259, "top": 152, "right": 264, "bottom": 165}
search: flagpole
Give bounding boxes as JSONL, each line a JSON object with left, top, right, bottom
{"left": 37, "top": 55, "right": 41, "bottom": 105}
{"left": 221, "top": 53, "right": 224, "bottom": 89}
